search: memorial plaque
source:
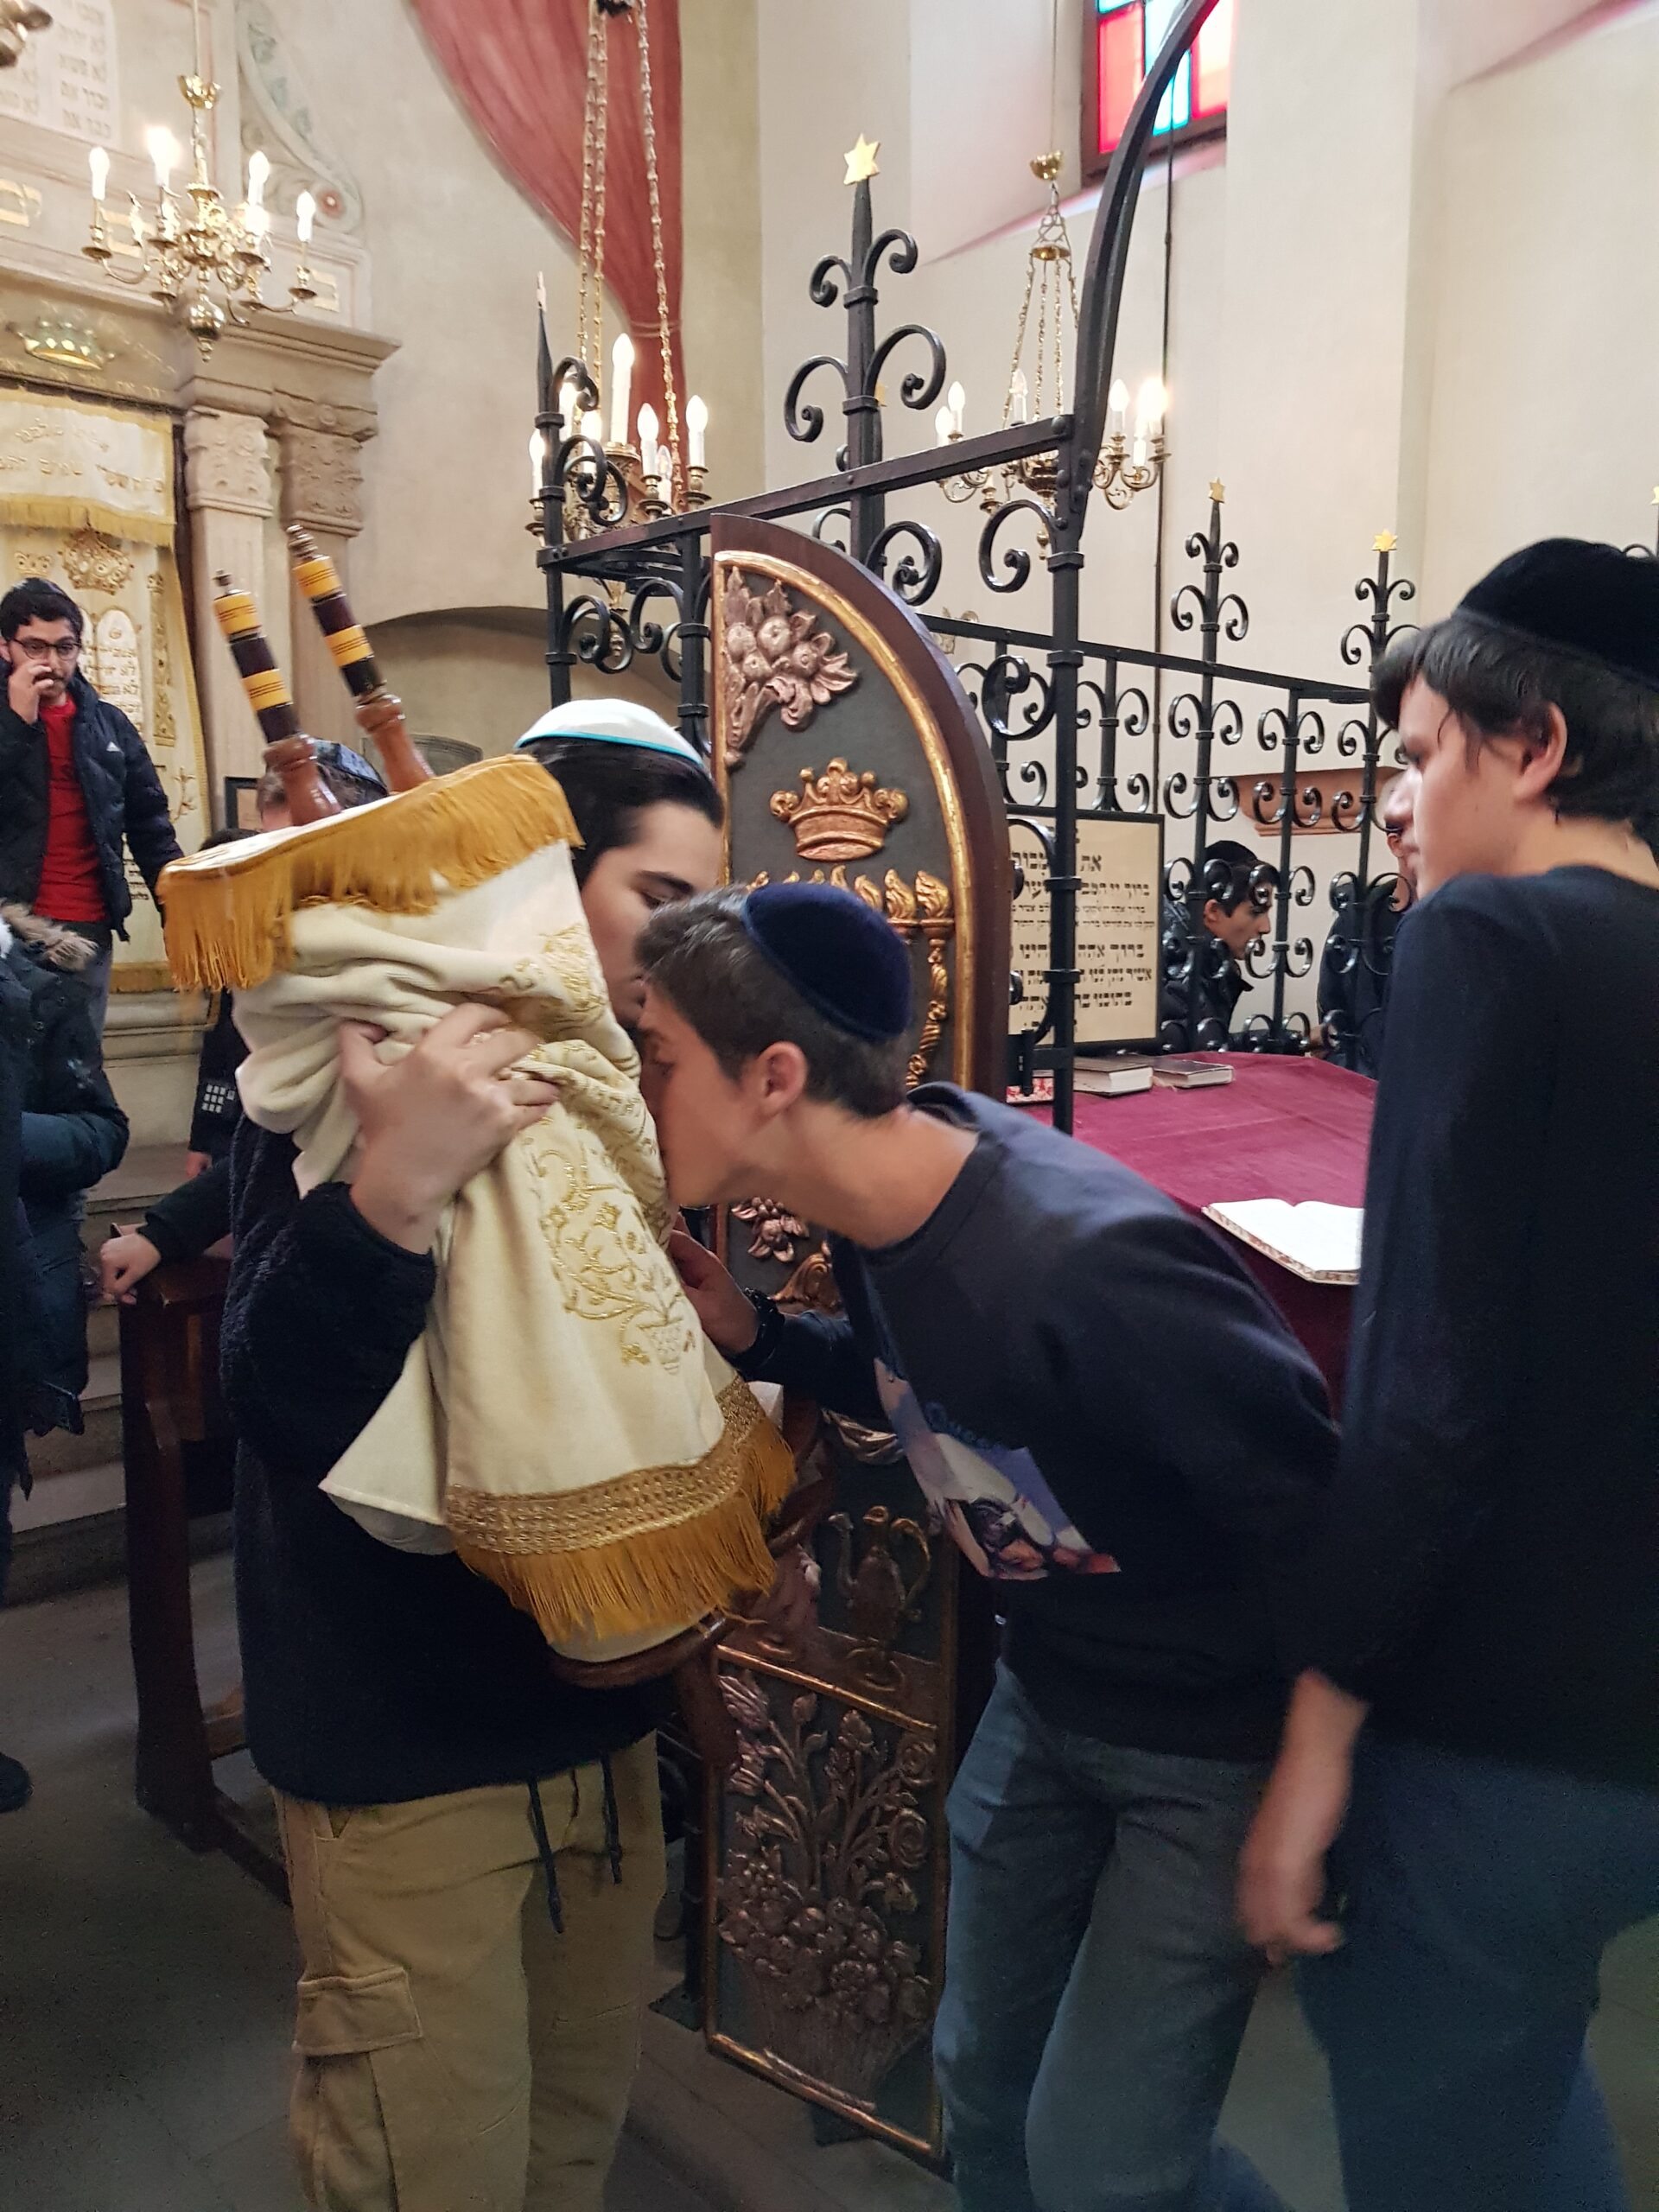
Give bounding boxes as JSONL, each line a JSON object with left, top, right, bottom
{"left": 0, "top": 0, "right": 118, "bottom": 143}
{"left": 1010, "top": 814, "right": 1163, "bottom": 1046}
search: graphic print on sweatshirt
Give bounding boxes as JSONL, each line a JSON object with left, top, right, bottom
{"left": 874, "top": 1360, "right": 1120, "bottom": 1583}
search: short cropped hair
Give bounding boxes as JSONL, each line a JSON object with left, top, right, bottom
{"left": 1188, "top": 838, "right": 1270, "bottom": 922}
{"left": 255, "top": 746, "right": 387, "bottom": 818}
{"left": 519, "top": 736, "right": 724, "bottom": 887}
{"left": 1376, "top": 613, "right": 1659, "bottom": 849}
{"left": 1, "top": 577, "right": 83, "bottom": 642}
{"left": 639, "top": 887, "right": 910, "bottom": 1119}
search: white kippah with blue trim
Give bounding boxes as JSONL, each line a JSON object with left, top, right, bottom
{"left": 514, "top": 697, "right": 702, "bottom": 766}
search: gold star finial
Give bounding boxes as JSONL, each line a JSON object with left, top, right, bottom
{"left": 1374, "top": 531, "right": 1398, "bottom": 553}
{"left": 1209, "top": 479, "right": 1225, "bottom": 505}
{"left": 844, "top": 135, "right": 880, "bottom": 186}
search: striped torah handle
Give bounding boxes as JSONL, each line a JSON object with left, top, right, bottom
{"left": 212, "top": 571, "right": 341, "bottom": 824}
{"left": 287, "top": 524, "right": 434, "bottom": 793}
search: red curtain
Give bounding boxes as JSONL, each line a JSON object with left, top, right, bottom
{"left": 409, "top": 0, "right": 684, "bottom": 439}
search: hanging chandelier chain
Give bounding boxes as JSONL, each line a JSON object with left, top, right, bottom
{"left": 576, "top": 0, "right": 608, "bottom": 378}
{"left": 636, "top": 0, "right": 682, "bottom": 494}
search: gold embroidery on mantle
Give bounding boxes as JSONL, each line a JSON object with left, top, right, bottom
{"left": 446, "top": 1378, "right": 772, "bottom": 1553}
{"left": 721, "top": 571, "right": 857, "bottom": 768}
{"left": 770, "top": 759, "right": 908, "bottom": 863}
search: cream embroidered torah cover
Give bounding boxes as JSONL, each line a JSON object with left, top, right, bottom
{"left": 161, "top": 754, "right": 791, "bottom": 1659}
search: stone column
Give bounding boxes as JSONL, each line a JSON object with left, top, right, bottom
{"left": 183, "top": 406, "right": 276, "bottom": 791}
{"left": 273, "top": 402, "right": 372, "bottom": 753}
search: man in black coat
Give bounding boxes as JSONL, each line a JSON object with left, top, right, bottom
{"left": 0, "top": 577, "right": 182, "bottom": 1026}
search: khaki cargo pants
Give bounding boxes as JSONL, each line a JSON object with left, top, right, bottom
{"left": 274, "top": 1735, "right": 665, "bottom": 2212}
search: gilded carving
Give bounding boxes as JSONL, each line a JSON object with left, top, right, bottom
{"left": 830, "top": 1506, "right": 932, "bottom": 1694}
{"left": 146, "top": 572, "right": 178, "bottom": 750}
{"left": 882, "top": 868, "right": 953, "bottom": 1087}
{"left": 770, "top": 760, "right": 908, "bottom": 863}
{"left": 718, "top": 1670, "right": 936, "bottom": 2107}
{"left": 732, "top": 1198, "right": 811, "bottom": 1266}
{"left": 721, "top": 572, "right": 857, "bottom": 768}
{"left": 58, "top": 524, "right": 130, "bottom": 596}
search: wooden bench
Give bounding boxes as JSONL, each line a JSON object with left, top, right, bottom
{"left": 118, "top": 1252, "right": 285, "bottom": 1898}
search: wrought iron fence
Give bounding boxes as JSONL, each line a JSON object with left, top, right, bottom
{"left": 529, "top": 0, "right": 1421, "bottom": 1128}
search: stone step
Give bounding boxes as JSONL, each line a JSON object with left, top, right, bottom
{"left": 11, "top": 1452, "right": 124, "bottom": 1534}
{"left": 25, "top": 1350, "right": 121, "bottom": 1481}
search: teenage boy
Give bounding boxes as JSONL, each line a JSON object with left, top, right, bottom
{"left": 642, "top": 880, "right": 1337, "bottom": 2212}
{"left": 1239, "top": 540, "right": 1659, "bottom": 2212}
{"left": 1160, "top": 840, "right": 1274, "bottom": 1049}
{"left": 0, "top": 578, "right": 181, "bottom": 1026}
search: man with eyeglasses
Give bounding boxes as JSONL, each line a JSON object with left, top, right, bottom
{"left": 0, "top": 576, "right": 182, "bottom": 1026}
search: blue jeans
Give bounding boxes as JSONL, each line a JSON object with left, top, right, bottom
{"left": 935, "top": 1667, "right": 1289, "bottom": 2212}
{"left": 1300, "top": 1735, "right": 1659, "bottom": 2212}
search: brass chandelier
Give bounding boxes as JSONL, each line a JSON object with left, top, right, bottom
{"left": 79, "top": 0, "right": 315, "bottom": 355}
{"left": 938, "top": 153, "right": 1167, "bottom": 515}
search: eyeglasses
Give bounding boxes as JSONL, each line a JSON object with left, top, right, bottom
{"left": 14, "top": 637, "right": 79, "bottom": 663}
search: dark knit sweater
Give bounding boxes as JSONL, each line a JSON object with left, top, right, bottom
{"left": 223, "top": 1119, "right": 662, "bottom": 1806}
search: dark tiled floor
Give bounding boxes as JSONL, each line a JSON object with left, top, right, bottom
{"left": 2, "top": 1561, "right": 1655, "bottom": 2211}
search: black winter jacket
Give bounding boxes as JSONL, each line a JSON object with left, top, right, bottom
{"left": 2, "top": 910, "right": 128, "bottom": 1399}
{"left": 0, "top": 671, "right": 182, "bottom": 935}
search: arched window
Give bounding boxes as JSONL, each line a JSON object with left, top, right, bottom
{"left": 1084, "top": 0, "right": 1233, "bottom": 181}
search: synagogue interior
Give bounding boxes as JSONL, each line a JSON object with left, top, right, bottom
{"left": 0, "top": 3, "right": 1655, "bottom": 2209}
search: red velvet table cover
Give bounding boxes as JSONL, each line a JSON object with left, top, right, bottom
{"left": 1050, "top": 1057, "right": 1376, "bottom": 1405}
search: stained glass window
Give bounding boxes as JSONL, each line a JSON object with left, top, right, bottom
{"left": 1086, "top": 0, "right": 1233, "bottom": 177}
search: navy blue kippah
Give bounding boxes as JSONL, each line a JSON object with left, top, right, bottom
{"left": 1458, "top": 538, "right": 1659, "bottom": 695}
{"left": 742, "top": 882, "right": 912, "bottom": 1043}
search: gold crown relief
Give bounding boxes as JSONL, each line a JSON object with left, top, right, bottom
{"left": 770, "top": 759, "right": 910, "bottom": 862}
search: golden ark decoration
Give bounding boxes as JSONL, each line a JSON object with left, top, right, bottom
{"left": 830, "top": 1505, "right": 932, "bottom": 1696}
{"left": 60, "top": 525, "right": 132, "bottom": 598}
{"left": 771, "top": 760, "right": 908, "bottom": 864}
{"left": 721, "top": 571, "right": 857, "bottom": 767}
{"left": 717, "top": 1669, "right": 937, "bottom": 2108}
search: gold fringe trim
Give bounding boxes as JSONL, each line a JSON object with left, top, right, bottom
{"left": 159, "top": 755, "right": 582, "bottom": 994}
{"left": 450, "top": 1382, "right": 796, "bottom": 1644}
{"left": 0, "top": 494, "right": 173, "bottom": 547}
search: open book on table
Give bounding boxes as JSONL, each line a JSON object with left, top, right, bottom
{"left": 1202, "top": 1198, "right": 1363, "bottom": 1285}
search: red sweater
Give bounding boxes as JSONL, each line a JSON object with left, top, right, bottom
{"left": 35, "top": 696, "right": 105, "bottom": 923}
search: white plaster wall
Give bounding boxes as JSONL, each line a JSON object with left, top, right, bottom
{"left": 1419, "top": 2, "right": 1659, "bottom": 619}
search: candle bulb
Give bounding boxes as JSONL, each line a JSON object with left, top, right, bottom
{"left": 934, "top": 403, "right": 954, "bottom": 445}
{"left": 245, "top": 202, "right": 270, "bottom": 242}
{"left": 529, "top": 429, "right": 546, "bottom": 499}
{"left": 87, "top": 145, "right": 109, "bottom": 204}
{"left": 246, "top": 149, "right": 269, "bottom": 210}
{"left": 686, "top": 392, "right": 708, "bottom": 470}
{"left": 580, "top": 408, "right": 603, "bottom": 446}
{"left": 1009, "top": 367, "right": 1029, "bottom": 424}
{"left": 296, "top": 190, "right": 315, "bottom": 246}
{"left": 556, "top": 378, "right": 577, "bottom": 431}
{"left": 948, "top": 379, "right": 966, "bottom": 437}
{"left": 129, "top": 200, "right": 147, "bottom": 248}
{"left": 1108, "top": 378, "right": 1129, "bottom": 437}
{"left": 1136, "top": 376, "right": 1166, "bottom": 441}
{"left": 610, "top": 332, "right": 634, "bottom": 448}
{"left": 637, "top": 403, "right": 659, "bottom": 483}
{"left": 144, "top": 125, "right": 178, "bottom": 193}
